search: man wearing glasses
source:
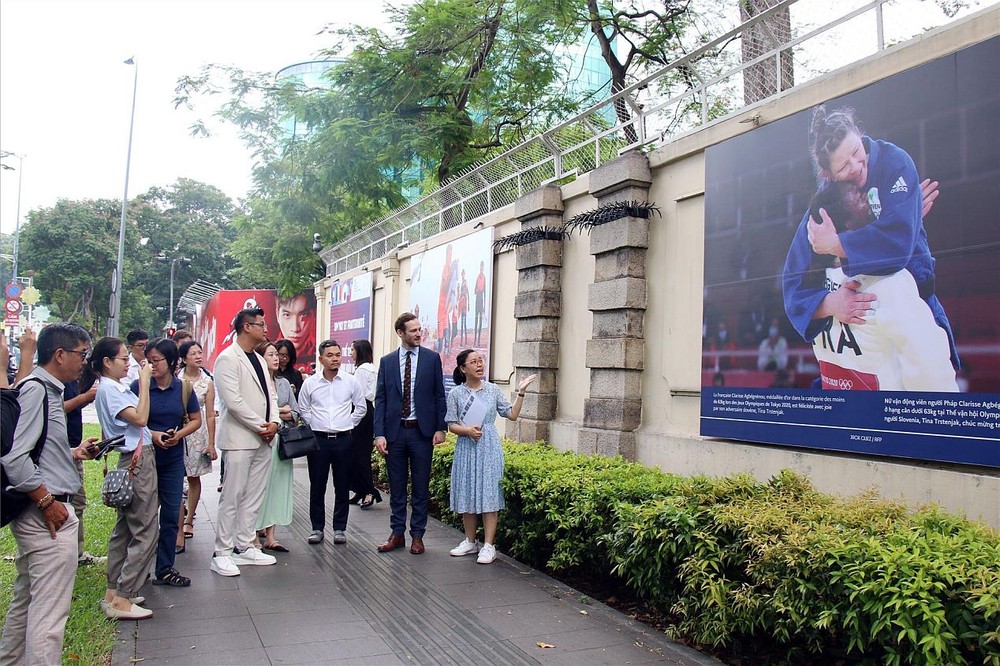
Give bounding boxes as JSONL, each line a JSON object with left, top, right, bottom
{"left": 211, "top": 307, "right": 281, "bottom": 577}
{"left": 1, "top": 323, "right": 99, "bottom": 664}
{"left": 121, "top": 329, "right": 149, "bottom": 387}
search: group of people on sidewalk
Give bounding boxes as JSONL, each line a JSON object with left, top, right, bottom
{"left": 0, "top": 308, "right": 535, "bottom": 664}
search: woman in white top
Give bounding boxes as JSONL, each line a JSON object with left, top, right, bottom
{"left": 87, "top": 337, "right": 156, "bottom": 621}
{"left": 349, "top": 340, "right": 381, "bottom": 508}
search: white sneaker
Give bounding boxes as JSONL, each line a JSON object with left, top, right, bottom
{"left": 231, "top": 546, "right": 276, "bottom": 566}
{"left": 450, "top": 538, "right": 480, "bottom": 557}
{"left": 210, "top": 554, "right": 241, "bottom": 577}
{"left": 477, "top": 543, "right": 497, "bottom": 564}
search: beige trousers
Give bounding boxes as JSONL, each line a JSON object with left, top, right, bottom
{"left": 106, "top": 447, "right": 159, "bottom": 598}
{"left": 0, "top": 503, "right": 79, "bottom": 666}
{"left": 214, "top": 444, "right": 272, "bottom": 555}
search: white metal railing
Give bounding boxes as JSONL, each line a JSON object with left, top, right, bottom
{"left": 322, "top": 0, "right": 992, "bottom": 275}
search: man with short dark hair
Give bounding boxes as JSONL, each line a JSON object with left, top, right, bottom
{"left": 298, "top": 339, "right": 366, "bottom": 545}
{"left": 122, "top": 329, "right": 149, "bottom": 387}
{"left": 1, "top": 323, "right": 98, "bottom": 664}
{"left": 374, "top": 313, "right": 446, "bottom": 555}
{"left": 211, "top": 308, "right": 280, "bottom": 577}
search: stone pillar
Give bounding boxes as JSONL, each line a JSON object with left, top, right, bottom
{"left": 508, "top": 186, "right": 564, "bottom": 443}
{"left": 580, "top": 152, "right": 652, "bottom": 460}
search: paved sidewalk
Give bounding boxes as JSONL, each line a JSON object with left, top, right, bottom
{"left": 111, "top": 460, "right": 719, "bottom": 665}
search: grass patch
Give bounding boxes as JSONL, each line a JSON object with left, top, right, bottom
{"left": 1, "top": 423, "right": 121, "bottom": 665}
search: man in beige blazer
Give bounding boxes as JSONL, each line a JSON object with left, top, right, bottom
{"left": 211, "top": 307, "right": 281, "bottom": 577}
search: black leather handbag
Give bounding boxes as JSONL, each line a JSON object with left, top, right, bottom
{"left": 277, "top": 421, "right": 319, "bottom": 460}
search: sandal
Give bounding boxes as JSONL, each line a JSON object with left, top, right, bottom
{"left": 263, "top": 541, "right": 289, "bottom": 553}
{"left": 183, "top": 521, "right": 194, "bottom": 539}
{"left": 152, "top": 568, "right": 191, "bottom": 587}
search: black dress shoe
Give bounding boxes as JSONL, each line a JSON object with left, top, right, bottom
{"left": 347, "top": 493, "right": 361, "bottom": 505}
{"left": 360, "top": 495, "right": 375, "bottom": 509}
{"left": 175, "top": 544, "right": 185, "bottom": 554}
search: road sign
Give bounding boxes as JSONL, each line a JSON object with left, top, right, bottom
{"left": 5, "top": 299, "right": 23, "bottom": 316}
{"left": 4, "top": 311, "right": 19, "bottom": 327}
{"left": 4, "top": 283, "right": 21, "bottom": 299}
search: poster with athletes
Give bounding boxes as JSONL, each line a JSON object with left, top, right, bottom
{"left": 328, "top": 272, "right": 373, "bottom": 374}
{"left": 700, "top": 37, "right": 999, "bottom": 468}
{"left": 408, "top": 228, "right": 494, "bottom": 388}
{"left": 195, "top": 289, "right": 317, "bottom": 374}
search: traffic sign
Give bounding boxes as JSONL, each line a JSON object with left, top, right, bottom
{"left": 4, "top": 311, "right": 18, "bottom": 327}
{"left": 4, "top": 283, "right": 21, "bottom": 299}
{"left": 5, "top": 299, "right": 23, "bottom": 316}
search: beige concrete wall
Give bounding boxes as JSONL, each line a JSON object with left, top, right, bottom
{"left": 319, "top": 9, "right": 1000, "bottom": 527}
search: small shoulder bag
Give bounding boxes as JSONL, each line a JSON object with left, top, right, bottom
{"left": 102, "top": 436, "right": 142, "bottom": 509}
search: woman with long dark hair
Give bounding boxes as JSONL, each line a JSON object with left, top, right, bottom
{"left": 349, "top": 339, "right": 381, "bottom": 508}
{"left": 252, "top": 341, "right": 298, "bottom": 551}
{"left": 175, "top": 340, "right": 217, "bottom": 551}
{"left": 88, "top": 337, "right": 156, "bottom": 620}
{"left": 445, "top": 349, "right": 536, "bottom": 564}
{"left": 274, "top": 339, "right": 304, "bottom": 396}
{"left": 136, "top": 338, "right": 201, "bottom": 587}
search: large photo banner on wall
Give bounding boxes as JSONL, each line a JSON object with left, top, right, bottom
{"left": 195, "top": 289, "right": 317, "bottom": 374}
{"left": 329, "top": 272, "right": 373, "bottom": 374}
{"left": 409, "top": 228, "right": 494, "bottom": 387}
{"left": 700, "top": 37, "right": 999, "bottom": 467}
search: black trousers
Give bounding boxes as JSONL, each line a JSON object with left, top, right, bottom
{"left": 306, "top": 433, "right": 353, "bottom": 532}
{"left": 350, "top": 401, "right": 380, "bottom": 500}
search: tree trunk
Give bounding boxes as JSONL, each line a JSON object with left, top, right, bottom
{"left": 739, "top": 0, "right": 794, "bottom": 105}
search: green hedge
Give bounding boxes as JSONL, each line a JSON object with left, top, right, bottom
{"left": 428, "top": 441, "right": 1000, "bottom": 665}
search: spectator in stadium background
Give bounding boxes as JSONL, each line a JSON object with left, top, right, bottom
{"left": 474, "top": 261, "right": 487, "bottom": 347}
{"left": 175, "top": 340, "right": 217, "bottom": 552}
{"left": 757, "top": 318, "right": 789, "bottom": 371}
{"left": 275, "top": 339, "right": 304, "bottom": 397}
{"left": 457, "top": 270, "right": 470, "bottom": 346}
{"left": 276, "top": 293, "right": 317, "bottom": 372}
{"left": 88, "top": 337, "right": 157, "bottom": 621}
{"left": 123, "top": 329, "right": 149, "bottom": 387}
{"left": 135, "top": 338, "right": 201, "bottom": 587}
{"left": 705, "top": 321, "right": 737, "bottom": 370}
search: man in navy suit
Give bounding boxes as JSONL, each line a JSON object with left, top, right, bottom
{"left": 374, "top": 312, "right": 447, "bottom": 554}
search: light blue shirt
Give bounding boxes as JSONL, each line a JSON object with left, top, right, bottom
{"left": 96, "top": 379, "right": 151, "bottom": 453}
{"left": 398, "top": 346, "right": 419, "bottom": 420}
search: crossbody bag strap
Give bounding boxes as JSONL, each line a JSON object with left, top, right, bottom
{"left": 128, "top": 432, "right": 143, "bottom": 476}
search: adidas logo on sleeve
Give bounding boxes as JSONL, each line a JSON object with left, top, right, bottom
{"left": 890, "top": 176, "right": 908, "bottom": 194}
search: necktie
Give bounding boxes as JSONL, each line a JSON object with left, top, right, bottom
{"left": 402, "top": 351, "right": 412, "bottom": 419}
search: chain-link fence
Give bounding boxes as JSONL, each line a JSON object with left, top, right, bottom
{"left": 323, "top": 0, "right": 988, "bottom": 276}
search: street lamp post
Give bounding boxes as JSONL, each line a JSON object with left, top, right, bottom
{"left": 157, "top": 252, "right": 190, "bottom": 330}
{"left": 9, "top": 152, "right": 24, "bottom": 282}
{"left": 107, "top": 57, "right": 138, "bottom": 338}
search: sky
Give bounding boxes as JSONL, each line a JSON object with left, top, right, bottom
{"left": 1, "top": 0, "right": 990, "bottom": 241}
{"left": 0, "top": 0, "right": 396, "bottom": 236}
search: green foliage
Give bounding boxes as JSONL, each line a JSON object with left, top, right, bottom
{"left": 0, "top": 424, "right": 119, "bottom": 666}
{"left": 429, "top": 441, "right": 1000, "bottom": 665}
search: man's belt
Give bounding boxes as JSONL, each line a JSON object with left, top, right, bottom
{"left": 401, "top": 419, "right": 419, "bottom": 429}
{"left": 315, "top": 431, "right": 350, "bottom": 439}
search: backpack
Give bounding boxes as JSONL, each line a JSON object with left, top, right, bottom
{"left": 1, "top": 377, "right": 49, "bottom": 527}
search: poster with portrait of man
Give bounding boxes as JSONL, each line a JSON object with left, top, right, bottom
{"left": 700, "top": 37, "right": 999, "bottom": 468}
{"left": 408, "top": 228, "right": 494, "bottom": 383}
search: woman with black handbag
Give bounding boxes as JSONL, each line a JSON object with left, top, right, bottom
{"left": 89, "top": 338, "right": 156, "bottom": 620}
{"left": 254, "top": 341, "right": 298, "bottom": 552}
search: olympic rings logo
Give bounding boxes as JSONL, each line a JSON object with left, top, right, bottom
{"left": 837, "top": 378, "right": 854, "bottom": 390}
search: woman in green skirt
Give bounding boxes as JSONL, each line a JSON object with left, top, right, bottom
{"left": 254, "top": 341, "right": 297, "bottom": 552}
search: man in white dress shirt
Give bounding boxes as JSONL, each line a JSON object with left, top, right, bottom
{"left": 121, "top": 330, "right": 149, "bottom": 387}
{"left": 298, "top": 339, "right": 367, "bottom": 545}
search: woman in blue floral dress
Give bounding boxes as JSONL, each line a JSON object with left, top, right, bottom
{"left": 446, "top": 349, "right": 536, "bottom": 564}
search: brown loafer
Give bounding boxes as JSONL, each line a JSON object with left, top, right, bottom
{"left": 377, "top": 534, "right": 405, "bottom": 553}
{"left": 409, "top": 536, "right": 425, "bottom": 555}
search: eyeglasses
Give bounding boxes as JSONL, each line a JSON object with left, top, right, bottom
{"left": 246, "top": 322, "right": 267, "bottom": 330}
{"left": 62, "top": 348, "right": 91, "bottom": 360}
{"left": 147, "top": 356, "right": 168, "bottom": 365}
{"left": 131, "top": 342, "right": 148, "bottom": 349}
{"left": 114, "top": 356, "right": 130, "bottom": 362}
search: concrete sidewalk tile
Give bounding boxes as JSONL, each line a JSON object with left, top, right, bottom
{"left": 131, "top": 646, "right": 267, "bottom": 665}
{"left": 135, "top": 629, "right": 264, "bottom": 660}
{"left": 256, "top": 615, "right": 377, "bottom": 647}
{"left": 133, "top": 614, "right": 256, "bottom": 641}
{"left": 437, "top": 576, "right": 558, "bottom": 609}
{"left": 470, "top": 600, "right": 595, "bottom": 639}
{"left": 265, "top": 635, "right": 396, "bottom": 664}
{"left": 245, "top": 589, "right": 353, "bottom": 615}
{"left": 141, "top": 587, "right": 244, "bottom": 610}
